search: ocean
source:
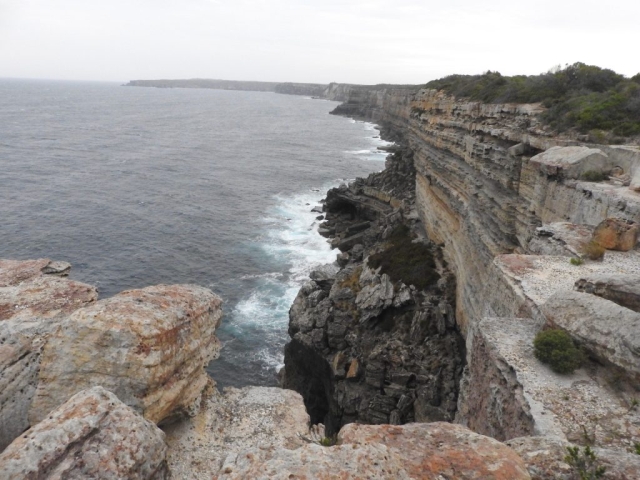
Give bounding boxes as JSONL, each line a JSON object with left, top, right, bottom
{"left": 0, "top": 79, "right": 389, "bottom": 387}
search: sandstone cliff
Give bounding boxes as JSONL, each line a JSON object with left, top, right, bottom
{"left": 284, "top": 83, "right": 640, "bottom": 476}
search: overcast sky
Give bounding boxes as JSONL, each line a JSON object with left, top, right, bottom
{"left": 1, "top": 0, "right": 639, "bottom": 84}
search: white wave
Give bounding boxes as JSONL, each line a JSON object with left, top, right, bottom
{"left": 345, "top": 149, "right": 374, "bottom": 155}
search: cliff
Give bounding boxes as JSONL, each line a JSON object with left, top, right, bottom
{"left": 283, "top": 83, "right": 640, "bottom": 476}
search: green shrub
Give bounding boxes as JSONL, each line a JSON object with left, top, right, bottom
{"left": 565, "top": 446, "right": 606, "bottom": 479}
{"left": 581, "top": 170, "right": 606, "bottom": 182}
{"left": 320, "top": 436, "right": 336, "bottom": 447}
{"left": 581, "top": 240, "right": 605, "bottom": 261}
{"left": 534, "top": 329, "right": 584, "bottom": 374}
{"left": 367, "top": 225, "right": 440, "bottom": 290}
{"left": 425, "top": 62, "right": 640, "bottom": 136}
{"left": 570, "top": 257, "right": 584, "bottom": 266}
{"left": 634, "top": 442, "right": 640, "bottom": 455}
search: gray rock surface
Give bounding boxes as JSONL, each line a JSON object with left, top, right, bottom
{"left": 0, "top": 386, "right": 168, "bottom": 480}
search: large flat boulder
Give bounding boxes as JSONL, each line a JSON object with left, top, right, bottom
{"left": 29, "top": 284, "right": 222, "bottom": 426}
{"left": 0, "top": 386, "right": 168, "bottom": 479}
{"left": 529, "top": 146, "right": 610, "bottom": 179}
{"left": 0, "top": 259, "right": 97, "bottom": 452}
{"left": 541, "top": 291, "right": 640, "bottom": 381}
{"left": 218, "top": 422, "right": 531, "bottom": 479}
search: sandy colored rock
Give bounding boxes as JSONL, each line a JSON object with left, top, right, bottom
{"left": 507, "top": 435, "right": 640, "bottom": 480}
{"left": 0, "top": 259, "right": 97, "bottom": 452}
{"left": 0, "top": 386, "right": 168, "bottom": 479}
{"left": 164, "top": 384, "right": 310, "bottom": 479}
{"left": 541, "top": 291, "right": 640, "bottom": 380}
{"left": 29, "top": 284, "right": 222, "bottom": 426}
{"left": 219, "top": 422, "right": 531, "bottom": 479}
{"left": 592, "top": 218, "right": 639, "bottom": 251}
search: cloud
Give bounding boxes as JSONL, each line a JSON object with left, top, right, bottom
{"left": 0, "top": 0, "right": 639, "bottom": 82}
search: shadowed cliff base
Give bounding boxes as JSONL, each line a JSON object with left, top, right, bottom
{"left": 282, "top": 133, "right": 466, "bottom": 435}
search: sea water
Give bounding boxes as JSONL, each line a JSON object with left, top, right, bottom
{"left": 0, "top": 79, "right": 391, "bottom": 386}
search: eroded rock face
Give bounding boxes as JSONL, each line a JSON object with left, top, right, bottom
{"left": 219, "top": 422, "right": 531, "bottom": 480}
{"left": 0, "top": 259, "right": 97, "bottom": 452}
{"left": 0, "top": 386, "right": 168, "bottom": 480}
{"left": 283, "top": 142, "right": 465, "bottom": 434}
{"left": 29, "top": 284, "right": 223, "bottom": 426}
{"left": 541, "top": 291, "right": 640, "bottom": 381}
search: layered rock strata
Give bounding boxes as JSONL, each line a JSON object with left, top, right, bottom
{"left": 0, "top": 259, "right": 98, "bottom": 451}
{"left": 283, "top": 143, "right": 466, "bottom": 433}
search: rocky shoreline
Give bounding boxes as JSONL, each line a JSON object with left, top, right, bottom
{"left": 282, "top": 129, "right": 466, "bottom": 435}
{"left": 2, "top": 85, "right": 640, "bottom": 478}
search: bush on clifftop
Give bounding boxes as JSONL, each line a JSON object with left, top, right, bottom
{"left": 533, "top": 329, "right": 584, "bottom": 374}
{"left": 425, "top": 63, "right": 640, "bottom": 137}
{"left": 367, "top": 225, "right": 439, "bottom": 290}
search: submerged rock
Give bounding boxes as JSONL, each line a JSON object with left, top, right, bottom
{"left": 29, "top": 284, "right": 223, "bottom": 426}
{"left": 0, "top": 386, "right": 168, "bottom": 479}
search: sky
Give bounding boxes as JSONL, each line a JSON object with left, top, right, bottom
{"left": 1, "top": 0, "right": 639, "bottom": 84}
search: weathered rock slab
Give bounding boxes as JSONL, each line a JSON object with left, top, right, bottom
{"left": 29, "top": 284, "right": 223, "bottom": 426}
{"left": 529, "top": 146, "right": 609, "bottom": 179}
{"left": 164, "top": 384, "right": 310, "bottom": 479}
{"left": 0, "top": 386, "right": 168, "bottom": 479}
{"left": 574, "top": 273, "right": 640, "bottom": 312}
{"left": 508, "top": 435, "right": 640, "bottom": 480}
{"left": 592, "top": 218, "right": 639, "bottom": 251}
{"left": 541, "top": 291, "right": 640, "bottom": 380}
{"left": 218, "top": 422, "right": 531, "bottom": 479}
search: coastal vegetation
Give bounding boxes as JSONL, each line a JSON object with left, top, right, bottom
{"left": 533, "top": 329, "right": 584, "bottom": 374}
{"left": 368, "top": 225, "right": 439, "bottom": 290}
{"left": 425, "top": 62, "right": 640, "bottom": 138}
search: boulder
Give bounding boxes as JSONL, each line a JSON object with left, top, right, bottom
{"left": 574, "top": 274, "right": 640, "bottom": 312}
{"left": 529, "top": 146, "right": 610, "bottom": 179}
{"left": 541, "top": 291, "right": 640, "bottom": 380}
{"left": 217, "top": 422, "right": 531, "bottom": 479}
{"left": 29, "top": 284, "right": 223, "bottom": 426}
{"left": 592, "top": 218, "right": 639, "bottom": 251}
{"left": 0, "top": 259, "right": 97, "bottom": 452}
{"left": 527, "top": 223, "right": 593, "bottom": 257}
{"left": 309, "top": 263, "right": 340, "bottom": 291}
{"left": 355, "top": 272, "right": 394, "bottom": 323}
{"left": 0, "top": 386, "right": 168, "bottom": 479}
{"left": 507, "top": 435, "right": 640, "bottom": 480}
